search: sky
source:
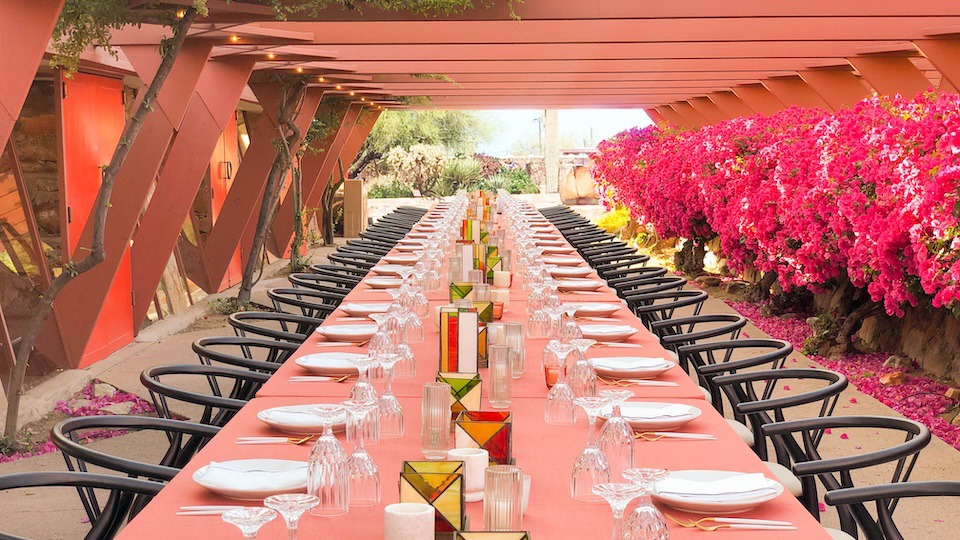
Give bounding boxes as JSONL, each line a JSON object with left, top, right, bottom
{"left": 475, "top": 109, "right": 652, "bottom": 157}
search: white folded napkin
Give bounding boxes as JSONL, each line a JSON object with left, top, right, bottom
{"left": 656, "top": 473, "right": 778, "bottom": 501}
{"left": 263, "top": 408, "right": 342, "bottom": 428}
{"left": 199, "top": 461, "right": 308, "bottom": 491}
{"left": 592, "top": 357, "right": 669, "bottom": 370}
{"left": 621, "top": 404, "right": 693, "bottom": 419}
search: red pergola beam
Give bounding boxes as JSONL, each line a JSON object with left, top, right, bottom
{"left": 763, "top": 76, "right": 833, "bottom": 110}
{"left": 708, "top": 91, "right": 756, "bottom": 118}
{"left": 847, "top": 55, "right": 933, "bottom": 96}
{"left": 733, "top": 84, "right": 787, "bottom": 115}
{"left": 687, "top": 97, "right": 731, "bottom": 124}
{"left": 800, "top": 68, "right": 872, "bottom": 110}
{"left": 913, "top": 38, "right": 960, "bottom": 91}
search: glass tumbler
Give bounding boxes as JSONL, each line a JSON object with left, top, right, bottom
{"left": 488, "top": 344, "right": 513, "bottom": 409}
{"left": 420, "top": 382, "right": 452, "bottom": 460}
{"left": 483, "top": 465, "right": 523, "bottom": 531}
{"left": 504, "top": 322, "right": 525, "bottom": 379}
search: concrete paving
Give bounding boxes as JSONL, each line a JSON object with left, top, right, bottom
{"left": 1, "top": 199, "right": 957, "bottom": 539}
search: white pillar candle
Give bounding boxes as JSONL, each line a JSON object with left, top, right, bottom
{"left": 491, "top": 288, "right": 510, "bottom": 308}
{"left": 448, "top": 448, "right": 490, "bottom": 502}
{"left": 493, "top": 270, "right": 511, "bottom": 288}
{"left": 522, "top": 474, "right": 532, "bottom": 514}
{"left": 384, "top": 503, "right": 435, "bottom": 540}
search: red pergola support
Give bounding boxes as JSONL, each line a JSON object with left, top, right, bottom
{"left": 800, "top": 67, "right": 872, "bottom": 110}
{"left": 0, "top": 0, "right": 64, "bottom": 152}
{"left": 267, "top": 102, "right": 362, "bottom": 256}
{"left": 46, "top": 41, "right": 214, "bottom": 367}
{"left": 686, "top": 97, "right": 730, "bottom": 124}
{"left": 847, "top": 55, "right": 932, "bottom": 97}
{"left": 129, "top": 56, "right": 256, "bottom": 328}
{"left": 707, "top": 91, "right": 756, "bottom": 118}
{"left": 913, "top": 38, "right": 960, "bottom": 91}
{"left": 643, "top": 108, "right": 666, "bottom": 125}
{"left": 763, "top": 75, "right": 833, "bottom": 110}
{"left": 732, "top": 83, "right": 786, "bottom": 115}
{"left": 199, "top": 84, "right": 323, "bottom": 286}
{"left": 655, "top": 106, "right": 692, "bottom": 129}
{"left": 670, "top": 102, "right": 709, "bottom": 129}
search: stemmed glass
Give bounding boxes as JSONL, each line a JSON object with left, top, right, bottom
{"left": 598, "top": 389, "right": 635, "bottom": 480}
{"left": 568, "top": 338, "right": 598, "bottom": 398}
{"left": 377, "top": 348, "right": 404, "bottom": 439}
{"left": 222, "top": 507, "right": 277, "bottom": 539}
{"left": 622, "top": 468, "right": 671, "bottom": 539}
{"left": 264, "top": 494, "right": 319, "bottom": 540}
{"left": 571, "top": 396, "right": 612, "bottom": 502}
{"left": 346, "top": 355, "right": 379, "bottom": 445}
{"left": 307, "top": 405, "right": 349, "bottom": 516}
{"left": 343, "top": 399, "right": 381, "bottom": 507}
{"left": 593, "top": 484, "right": 647, "bottom": 540}
{"left": 544, "top": 341, "right": 577, "bottom": 425}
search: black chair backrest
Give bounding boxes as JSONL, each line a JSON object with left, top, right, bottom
{"left": 140, "top": 364, "right": 269, "bottom": 427}
{"left": 678, "top": 338, "right": 793, "bottom": 399}
{"left": 289, "top": 272, "right": 359, "bottom": 290}
{"left": 229, "top": 311, "right": 322, "bottom": 343}
{"left": 626, "top": 289, "right": 708, "bottom": 328}
{"left": 824, "top": 481, "right": 960, "bottom": 540}
{"left": 0, "top": 471, "right": 164, "bottom": 540}
{"left": 762, "top": 415, "right": 931, "bottom": 536}
{"left": 652, "top": 313, "right": 747, "bottom": 350}
{"left": 192, "top": 335, "right": 299, "bottom": 374}
{"left": 268, "top": 287, "right": 342, "bottom": 319}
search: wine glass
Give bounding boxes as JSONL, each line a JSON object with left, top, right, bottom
{"left": 544, "top": 341, "right": 577, "bottom": 425}
{"left": 343, "top": 400, "right": 381, "bottom": 507}
{"left": 526, "top": 309, "right": 550, "bottom": 339}
{"left": 222, "top": 507, "right": 277, "bottom": 539}
{"left": 307, "top": 405, "right": 349, "bottom": 516}
{"left": 598, "top": 389, "right": 635, "bottom": 480}
{"left": 567, "top": 338, "right": 598, "bottom": 398}
{"left": 571, "top": 396, "right": 612, "bottom": 502}
{"left": 622, "top": 468, "right": 671, "bottom": 539}
{"left": 264, "top": 494, "right": 319, "bottom": 540}
{"left": 559, "top": 320, "right": 583, "bottom": 343}
{"left": 377, "top": 347, "right": 404, "bottom": 439}
{"left": 593, "top": 483, "right": 646, "bottom": 540}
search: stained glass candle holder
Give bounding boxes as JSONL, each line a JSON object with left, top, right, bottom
{"left": 456, "top": 534, "right": 530, "bottom": 540}
{"left": 399, "top": 461, "right": 466, "bottom": 535}
{"left": 437, "top": 372, "right": 483, "bottom": 416}
{"left": 454, "top": 411, "right": 512, "bottom": 465}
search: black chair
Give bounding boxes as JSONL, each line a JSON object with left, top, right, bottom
{"left": 229, "top": 311, "right": 323, "bottom": 343}
{"left": 328, "top": 252, "right": 376, "bottom": 270}
{"left": 762, "top": 416, "right": 930, "bottom": 534}
{"left": 614, "top": 275, "right": 687, "bottom": 298}
{"left": 192, "top": 335, "right": 299, "bottom": 374}
{"left": 289, "top": 272, "right": 359, "bottom": 291}
{"left": 824, "top": 481, "right": 960, "bottom": 540}
{"left": 651, "top": 313, "right": 747, "bottom": 354}
{"left": 268, "top": 288, "right": 342, "bottom": 319}
{"left": 679, "top": 338, "right": 793, "bottom": 400}
{"left": 0, "top": 471, "right": 163, "bottom": 540}
{"left": 309, "top": 264, "right": 369, "bottom": 279}
{"left": 625, "top": 289, "right": 709, "bottom": 328}
{"left": 140, "top": 364, "right": 269, "bottom": 427}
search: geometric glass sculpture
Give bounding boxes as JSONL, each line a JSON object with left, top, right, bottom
{"left": 455, "top": 411, "right": 512, "bottom": 465}
{"left": 400, "top": 460, "right": 465, "bottom": 535}
{"left": 437, "top": 372, "right": 483, "bottom": 416}
{"left": 450, "top": 282, "right": 474, "bottom": 302}
{"left": 456, "top": 533, "right": 530, "bottom": 540}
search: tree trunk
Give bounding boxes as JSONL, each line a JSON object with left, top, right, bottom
{"left": 745, "top": 271, "right": 778, "bottom": 302}
{"left": 3, "top": 10, "right": 199, "bottom": 443}
{"left": 236, "top": 79, "right": 307, "bottom": 305}
{"left": 320, "top": 158, "right": 346, "bottom": 246}
{"left": 289, "top": 153, "right": 306, "bottom": 273}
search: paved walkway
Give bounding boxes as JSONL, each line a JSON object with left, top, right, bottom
{"left": 1, "top": 209, "right": 958, "bottom": 538}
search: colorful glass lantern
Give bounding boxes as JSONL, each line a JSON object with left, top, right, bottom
{"left": 437, "top": 372, "right": 483, "bottom": 415}
{"left": 456, "top": 533, "right": 530, "bottom": 540}
{"left": 455, "top": 411, "right": 513, "bottom": 465}
{"left": 400, "top": 461, "right": 466, "bottom": 535}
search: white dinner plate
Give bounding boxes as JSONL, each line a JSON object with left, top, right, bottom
{"left": 536, "top": 239, "right": 567, "bottom": 247}
{"left": 602, "top": 402, "right": 701, "bottom": 431}
{"left": 578, "top": 324, "right": 639, "bottom": 342}
{"left": 590, "top": 356, "right": 675, "bottom": 379}
{"left": 366, "top": 276, "right": 403, "bottom": 289}
{"left": 384, "top": 253, "right": 419, "bottom": 265}
{"left": 556, "top": 279, "right": 604, "bottom": 292}
{"left": 406, "top": 232, "right": 432, "bottom": 239}
{"left": 543, "top": 255, "right": 582, "bottom": 267}
{"left": 395, "top": 244, "right": 422, "bottom": 252}
{"left": 295, "top": 352, "right": 366, "bottom": 375}
{"left": 316, "top": 324, "right": 379, "bottom": 342}
{"left": 541, "top": 246, "right": 576, "bottom": 255}
{"left": 570, "top": 303, "right": 621, "bottom": 317}
{"left": 653, "top": 470, "right": 784, "bottom": 514}
{"left": 371, "top": 264, "right": 410, "bottom": 277}
{"left": 339, "top": 303, "right": 391, "bottom": 317}
{"left": 257, "top": 404, "right": 347, "bottom": 435}
{"left": 549, "top": 266, "right": 593, "bottom": 278}
{"left": 193, "top": 459, "right": 308, "bottom": 500}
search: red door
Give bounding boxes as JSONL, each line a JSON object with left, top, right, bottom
{"left": 58, "top": 72, "right": 130, "bottom": 367}
{"left": 210, "top": 113, "right": 243, "bottom": 289}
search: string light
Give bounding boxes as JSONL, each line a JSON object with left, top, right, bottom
{"left": 360, "top": 97, "right": 366, "bottom": 101}
{"left": 295, "top": 67, "right": 304, "bottom": 73}
{"left": 176, "top": 9, "right": 187, "bottom": 19}
{"left": 335, "top": 85, "right": 342, "bottom": 90}
{"left": 318, "top": 76, "right": 325, "bottom": 82}
{"left": 229, "top": 35, "right": 240, "bottom": 43}
{"left": 349, "top": 91, "right": 355, "bottom": 96}
{"left": 267, "top": 53, "right": 276, "bottom": 60}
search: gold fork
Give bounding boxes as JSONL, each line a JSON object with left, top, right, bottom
{"left": 665, "top": 513, "right": 795, "bottom": 531}
{"left": 597, "top": 376, "right": 633, "bottom": 387}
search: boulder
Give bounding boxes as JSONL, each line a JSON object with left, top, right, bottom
{"left": 879, "top": 372, "right": 908, "bottom": 386}
{"left": 100, "top": 402, "right": 135, "bottom": 415}
{"left": 882, "top": 355, "right": 914, "bottom": 371}
{"left": 694, "top": 275, "right": 722, "bottom": 287}
{"left": 92, "top": 382, "right": 117, "bottom": 398}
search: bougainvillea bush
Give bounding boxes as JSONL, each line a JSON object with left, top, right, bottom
{"left": 592, "top": 91, "right": 960, "bottom": 317}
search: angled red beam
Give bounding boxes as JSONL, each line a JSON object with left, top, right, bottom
{"left": 669, "top": 102, "right": 709, "bottom": 129}
{"left": 200, "top": 84, "right": 323, "bottom": 285}
{"left": 48, "top": 41, "right": 214, "bottom": 366}
{"left": 0, "top": 0, "right": 64, "bottom": 152}
{"left": 267, "top": 101, "right": 359, "bottom": 256}
{"left": 311, "top": 107, "right": 381, "bottom": 228}
{"left": 129, "top": 55, "right": 255, "bottom": 327}
{"left": 763, "top": 76, "right": 833, "bottom": 110}
{"left": 913, "top": 38, "right": 960, "bottom": 91}
{"left": 687, "top": 97, "right": 730, "bottom": 124}
{"left": 800, "top": 68, "right": 872, "bottom": 110}
{"left": 847, "top": 56, "right": 932, "bottom": 97}
{"left": 262, "top": 17, "right": 960, "bottom": 44}
{"left": 708, "top": 91, "right": 756, "bottom": 118}
{"left": 654, "top": 106, "right": 692, "bottom": 129}
{"left": 940, "top": 77, "right": 959, "bottom": 94}
{"left": 644, "top": 108, "right": 666, "bottom": 125}
{"left": 733, "top": 84, "right": 787, "bottom": 115}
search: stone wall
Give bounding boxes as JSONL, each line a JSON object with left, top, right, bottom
{"left": 856, "top": 304, "right": 960, "bottom": 381}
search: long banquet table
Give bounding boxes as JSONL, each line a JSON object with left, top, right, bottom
{"left": 118, "top": 205, "right": 830, "bottom": 539}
